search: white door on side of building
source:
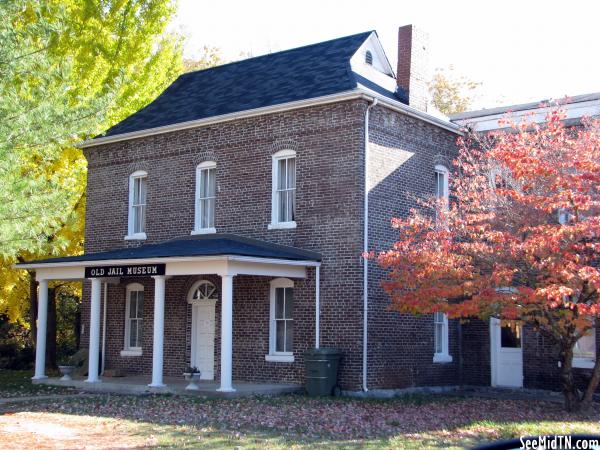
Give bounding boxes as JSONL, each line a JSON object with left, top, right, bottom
{"left": 490, "top": 317, "right": 523, "bottom": 388}
{"left": 191, "top": 299, "right": 216, "bottom": 380}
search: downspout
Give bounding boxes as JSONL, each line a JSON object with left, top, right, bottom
{"left": 363, "top": 97, "right": 378, "bottom": 392}
{"left": 315, "top": 264, "right": 320, "bottom": 349}
{"left": 101, "top": 282, "right": 108, "bottom": 375}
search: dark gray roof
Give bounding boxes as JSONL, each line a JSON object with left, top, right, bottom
{"left": 450, "top": 92, "right": 600, "bottom": 121}
{"left": 102, "top": 32, "right": 375, "bottom": 138}
{"left": 21, "top": 234, "right": 321, "bottom": 265}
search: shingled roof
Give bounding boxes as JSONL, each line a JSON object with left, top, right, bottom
{"left": 103, "top": 31, "right": 375, "bottom": 138}
{"left": 18, "top": 234, "right": 321, "bottom": 266}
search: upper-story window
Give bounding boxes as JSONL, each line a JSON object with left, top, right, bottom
{"left": 435, "top": 164, "right": 449, "bottom": 225}
{"left": 435, "top": 165, "right": 449, "bottom": 204}
{"left": 193, "top": 161, "right": 217, "bottom": 234}
{"left": 126, "top": 170, "right": 147, "bottom": 240}
{"left": 269, "top": 149, "right": 296, "bottom": 229}
{"left": 365, "top": 50, "right": 373, "bottom": 65}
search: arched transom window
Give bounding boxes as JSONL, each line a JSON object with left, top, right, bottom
{"left": 189, "top": 280, "right": 218, "bottom": 303}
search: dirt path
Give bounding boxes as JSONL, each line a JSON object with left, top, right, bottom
{"left": 0, "top": 412, "right": 152, "bottom": 449}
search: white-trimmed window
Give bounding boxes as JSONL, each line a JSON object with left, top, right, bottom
{"left": 435, "top": 165, "right": 449, "bottom": 206}
{"left": 269, "top": 150, "right": 296, "bottom": 229}
{"left": 193, "top": 161, "right": 217, "bottom": 234}
{"left": 435, "top": 165, "right": 449, "bottom": 226}
{"left": 266, "top": 278, "right": 294, "bottom": 362}
{"left": 433, "top": 311, "right": 452, "bottom": 363}
{"left": 122, "top": 283, "right": 144, "bottom": 356}
{"left": 126, "top": 170, "right": 147, "bottom": 240}
{"left": 574, "top": 329, "right": 596, "bottom": 369}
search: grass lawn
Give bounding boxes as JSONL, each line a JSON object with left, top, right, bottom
{"left": 0, "top": 370, "right": 76, "bottom": 399}
{"left": 0, "top": 371, "right": 599, "bottom": 449}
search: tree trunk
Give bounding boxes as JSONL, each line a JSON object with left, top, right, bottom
{"left": 581, "top": 353, "right": 600, "bottom": 411}
{"left": 28, "top": 271, "right": 37, "bottom": 347}
{"left": 75, "top": 306, "right": 81, "bottom": 350}
{"left": 559, "top": 344, "right": 581, "bottom": 412}
{"left": 46, "top": 287, "right": 57, "bottom": 369}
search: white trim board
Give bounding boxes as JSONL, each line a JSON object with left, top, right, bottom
{"left": 17, "top": 255, "right": 319, "bottom": 281}
{"left": 16, "top": 254, "right": 320, "bottom": 270}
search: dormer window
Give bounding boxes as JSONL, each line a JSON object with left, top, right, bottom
{"left": 365, "top": 50, "right": 373, "bottom": 65}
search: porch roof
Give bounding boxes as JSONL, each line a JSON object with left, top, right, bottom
{"left": 17, "top": 233, "right": 321, "bottom": 268}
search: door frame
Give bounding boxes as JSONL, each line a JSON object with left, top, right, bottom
{"left": 490, "top": 317, "right": 524, "bottom": 387}
{"left": 188, "top": 280, "right": 218, "bottom": 380}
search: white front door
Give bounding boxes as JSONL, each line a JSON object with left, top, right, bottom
{"left": 191, "top": 299, "right": 216, "bottom": 380}
{"left": 490, "top": 318, "right": 523, "bottom": 387}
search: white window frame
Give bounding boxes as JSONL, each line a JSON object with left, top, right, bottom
{"left": 121, "top": 283, "right": 144, "bottom": 357}
{"left": 265, "top": 278, "right": 295, "bottom": 362}
{"left": 433, "top": 312, "right": 452, "bottom": 363}
{"left": 573, "top": 328, "right": 597, "bottom": 369}
{"left": 192, "top": 161, "right": 217, "bottom": 235}
{"left": 435, "top": 165, "right": 449, "bottom": 226}
{"left": 268, "top": 149, "right": 297, "bottom": 230}
{"left": 125, "top": 170, "right": 148, "bottom": 240}
{"left": 435, "top": 165, "right": 449, "bottom": 204}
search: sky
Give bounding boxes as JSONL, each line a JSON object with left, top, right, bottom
{"left": 172, "top": 0, "right": 600, "bottom": 110}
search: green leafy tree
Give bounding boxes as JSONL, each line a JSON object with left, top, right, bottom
{"left": 0, "top": 0, "right": 184, "bottom": 367}
{"left": 429, "top": 66, "right": 481, "bottom": 115}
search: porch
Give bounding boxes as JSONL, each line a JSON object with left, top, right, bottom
{"left": 17, "top": 233, "right": 322, "bottom": 394}
{"left": 34, "top": 375, "right": 302, "bottom": 398}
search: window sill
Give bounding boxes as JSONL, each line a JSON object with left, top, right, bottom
{"left": 120, "top": 349, "right": 142, "bottom": 357}
{"left": 124, "top": 233, "right": 147, "bottom": 241}
{"left": 191, "top": 228, "right": 216, "bottom": 235}
{"left": 268, "top": 221, "right": 297, "bottom": 230}
{"left": 573, "top": 357, "right": 596, "bottom": 369}
{"left": 433, "top": 353, "right": 453, "bottom": 364}
{"left": 265, "top": 354, "right": 294, "bottom": 363}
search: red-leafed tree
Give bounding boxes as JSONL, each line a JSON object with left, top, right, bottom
{"left": 376, "top": 110, "right": 600, "bottom": 411}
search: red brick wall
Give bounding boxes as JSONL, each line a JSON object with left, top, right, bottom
{"left": 81, "top": 101, "right": 366, "bottom": 389}
{"left": 522, "top": 325, "right": 600, "bottom": 392}
{"left": 92, "top": 274, "right": 319, "bottom": 382}
{"left": 366, "top": 105, "right": 460, "bottom": 389}
{"left": 461, "top": 320, "right": 491, "bottom": 386}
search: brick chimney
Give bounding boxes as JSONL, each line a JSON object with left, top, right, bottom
{"left": 396, "top": 24, "right": 429, "bottom": 112}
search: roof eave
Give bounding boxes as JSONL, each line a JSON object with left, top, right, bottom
{"left": 80, "top": 88, "right": 460, "bottom": 149}
{"left": 79, "top": 90, "right": 367, "bottom": 148}
{"left": 360, "top": 88, "right": 462, "bottom": 134}
{"left": 14, "top": 254, "right": 321, "bottom": 270}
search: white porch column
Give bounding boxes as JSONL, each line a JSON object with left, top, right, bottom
{"left": 149, "top": 275, "right": 166, "bottom": 388}
{"left": 218, "top": 274, "right": 235, "bottom": 392}
{"left": 315, "top": 265, "right": 320, "bottom": 349}
{"left": 86, "top": 278, "right": 102, "bottom": 383}
{"left": 32, "top": 279, "right": 49, "bottom": 380}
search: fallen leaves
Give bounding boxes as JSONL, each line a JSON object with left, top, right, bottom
{"left": 3, "top": 394, "right": 599, "bottom": 443}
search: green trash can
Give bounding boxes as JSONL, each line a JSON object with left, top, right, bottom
{"left": 304, "top": 348, "right": 342, "bottom": 396}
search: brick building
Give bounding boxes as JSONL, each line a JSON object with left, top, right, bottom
{"left": 451, "top": 94, "right": 600, "bottom": 392}
{"left": 18, "top": 26, "right": 598, "bottom": 394}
